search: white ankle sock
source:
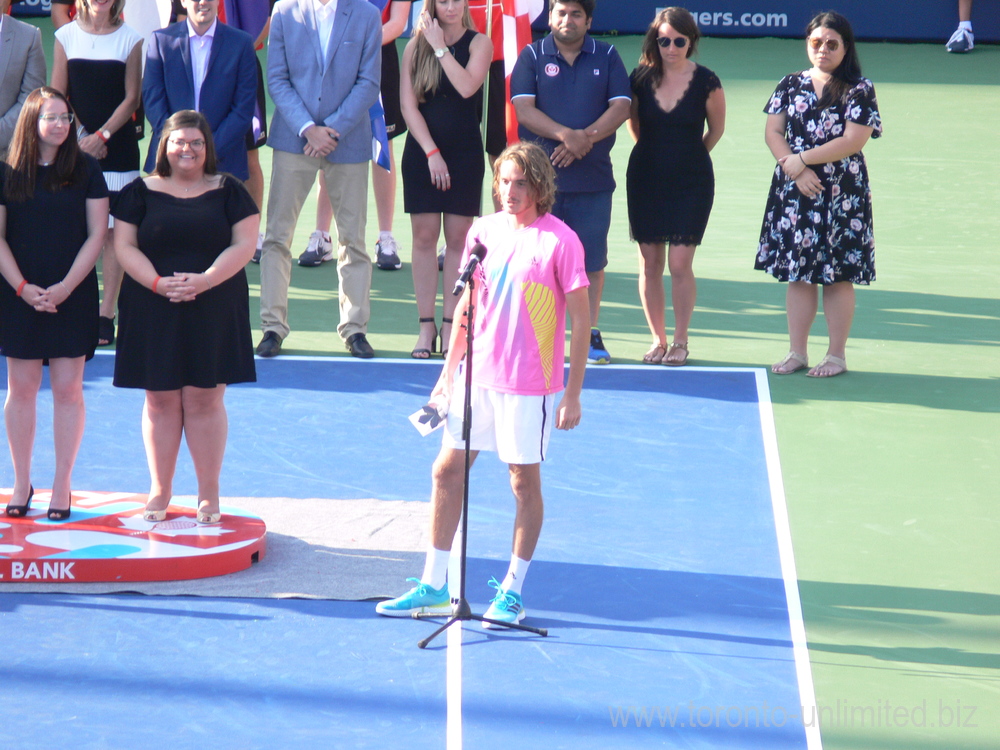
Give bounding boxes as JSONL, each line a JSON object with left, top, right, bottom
{"left": 501, "top": 555, "right": 531, "bottom": 595}
{"left": 959, "top": 21, "right": 973, "bottom": 32}
{"left": 421, "top": 546, "right": 450, "bottom": 590}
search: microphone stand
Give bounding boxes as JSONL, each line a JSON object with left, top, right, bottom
{"left": 415, "top": 273, "right": 548, "bottom": 648}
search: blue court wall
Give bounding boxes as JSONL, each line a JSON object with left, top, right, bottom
{"left": 14, "top": 0, "right": 1000, "bottom": 42}
{"left": 539, "top": 0, "right": 1000, "bottom": 43}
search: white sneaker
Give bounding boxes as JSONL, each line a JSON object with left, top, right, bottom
{"left": 375, "top": 234, "right": 402, "bottom": 270}
{"left": 252, "top": 232, "right": 263, "bottom": 263}
{"left": 297, "top": 230, "right": 334, "bottom": 266}
{"left": 946, "top": 27, "right": 974, "bottom": 53}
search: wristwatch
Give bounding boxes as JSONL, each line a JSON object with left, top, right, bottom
{"left": 97, "top": 129, "right": 112, "bottom": 143}
{"left": 434, "top": 47, "right": 446, "bottom": 58}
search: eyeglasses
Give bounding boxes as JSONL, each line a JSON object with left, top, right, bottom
{"left": 167, "top": 138, "right": 207, "bottom": 151}
{"left": 657, "top": 36, "right": 688, "bottom": 49}
{"left": 38, "top": 113, "right": 75, "bottom": 124}
{"left": 808, "top": 37, "right": 841, "bottom": 52}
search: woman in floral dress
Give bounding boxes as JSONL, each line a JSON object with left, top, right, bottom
{"left": 755, "top": 11, "right": 881, "bottom": 377}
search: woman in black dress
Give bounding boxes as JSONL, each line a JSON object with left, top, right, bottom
{"left": 112, "top": 111, "right": 259, "bottom": 524}
{"left": 755, "top": 12, "right": 881, "bottom": 378}
{"left": 0, "top": 88, "right": 109, "bottom": 520}
{"left": 627, "top": 7, "right": 725, "bottom": 366}
{"left": 400, "top": 0, "right": 492, "bottom": 358}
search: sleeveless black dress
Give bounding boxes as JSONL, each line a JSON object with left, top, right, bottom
{"left": 626, "top": 64, "right": 722, "bottom": 246}
{"left": 401, "top": 29, "right": 485, "bottom": 217}
{"left": 111, "top": 176, "right": 258, "bottom": 391}
{"left": 0, "top": 157, "right": 107, "bottom": 361}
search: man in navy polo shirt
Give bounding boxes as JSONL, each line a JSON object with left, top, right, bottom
{"left": 510, "top": 0, "right": 630, "bottom": 364}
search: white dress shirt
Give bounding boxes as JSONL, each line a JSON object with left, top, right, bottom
{"left": 188, "top": 18, "right": 218, "bottom": 113}
{"left": 314, "top": 0, "right": 339, "bottom": 62}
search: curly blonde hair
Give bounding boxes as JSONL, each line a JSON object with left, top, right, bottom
{"left": 492, "top": 143, "right": 556, "bottom": 216}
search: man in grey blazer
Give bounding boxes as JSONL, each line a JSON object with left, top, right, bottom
{"left": 0, "top": 0, "right": 46, "bottom": 157}
{"left": 256, "top": 0, "right": 382, "bottom": 359}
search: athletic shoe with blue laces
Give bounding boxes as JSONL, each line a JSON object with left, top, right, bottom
{"left": 375, "top": 578, "right": 451, "bottom": 617}
{"left": 588, "top": 328, "right": 611, "bottom": 364}
{"left": 481, "top": 577, "right": 525, "bottom": 629}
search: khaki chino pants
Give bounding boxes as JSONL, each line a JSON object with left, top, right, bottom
{"left": 259, "top": 150, "right": 371, "bottom": 341}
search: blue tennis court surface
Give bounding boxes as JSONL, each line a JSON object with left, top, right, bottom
{"left": 0, "top": 355, "right": 820, "bottom": 749}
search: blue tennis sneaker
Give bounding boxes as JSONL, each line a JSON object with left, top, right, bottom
{"left": 481, "top": 577, "right": 525, "bottom": 629}
{"left": 588, "top": 328, "right": 611, "bottom": 364}
{"left": 375, "top": 578, "right": 451, "bottom": 617}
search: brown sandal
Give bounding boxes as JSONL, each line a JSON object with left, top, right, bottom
{"left": 642, "top": 344, "right": 666, "bottom": 364}
{"left": 662, "top": 341, "right": 688, "bottom": 366}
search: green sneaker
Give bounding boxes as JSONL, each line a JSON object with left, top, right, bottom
{"left": 376, "top": 578, "right": 451, "bottom": 617}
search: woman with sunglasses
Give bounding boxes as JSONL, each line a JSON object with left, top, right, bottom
{"left": 756, "top": 12, "right": 881, "bottom": 377}
{"left": 627, "top": 7, "right": 725, "bottom": 366}
{"left": 0, "top": 87, "right": 109, "bottom": 520}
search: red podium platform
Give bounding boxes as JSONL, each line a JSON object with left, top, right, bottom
{"left": 0, "top": 490, "right": 266, "bottom": 583}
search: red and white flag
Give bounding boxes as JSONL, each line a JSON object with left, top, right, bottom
{"left": 469, "top": 0, "right": 544, "bottom": 145}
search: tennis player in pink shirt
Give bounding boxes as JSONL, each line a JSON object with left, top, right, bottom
{"left": 377, "top": 142, "right": 590, "bottom": 627}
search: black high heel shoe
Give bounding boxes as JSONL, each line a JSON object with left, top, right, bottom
{"left": 47, "top": 492, "right": 72, "bottom": 521}
{"left": 5, "top": 485, "right": 34, "bottom": 517}
{"left": 440, "top": 316, "right": 453, "bottom": 358}
{"left": 412, "top": 317, "right": 438, "bottom": 359}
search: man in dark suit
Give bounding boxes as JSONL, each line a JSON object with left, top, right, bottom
{"left": 142, "top": 0, "right": 258, "bottom": 179}
{"left": 255, "top": 0, "right": 381, "bottom": 359}
{"left": 0, "top": 0, "right": 46, "bottom": 157}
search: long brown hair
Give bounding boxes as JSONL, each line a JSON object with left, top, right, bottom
{"left": 410, "top": 0, "right": 478, "bottom": 102}
{"left": 634, "top": 7, "right": 701, "bottom": 88}
{"left": 806, "top": 12, "right": 864, "bottom": 110}
{"left": 4, "top": 87, "right": 82, "bottom": 203}
{"left": 154, "top": 110, "right": 218, "bottom": 177}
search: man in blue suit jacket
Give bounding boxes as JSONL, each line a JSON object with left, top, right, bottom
{"left": 255, "top": 0, "right": 381, "bottom": 359}
{"left": 142, "top": 0, "right": 258, "bottom": 180}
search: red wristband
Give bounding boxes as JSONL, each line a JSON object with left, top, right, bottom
{"left": 15, "top": 279, "right": 27, "bottom": 297}
{"left": 426, "top": 148, "right": 440, "bottom": 158}
{"left": 152, "top": 276, "right": 162, "bottom": 294}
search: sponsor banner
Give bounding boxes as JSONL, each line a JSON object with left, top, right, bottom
{"left": 530, "top": 1, "right": 1000, "bottom": 44}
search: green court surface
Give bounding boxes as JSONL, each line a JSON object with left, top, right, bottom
{"left": 26, "top": 20, "right": 1000, "bottom": 748}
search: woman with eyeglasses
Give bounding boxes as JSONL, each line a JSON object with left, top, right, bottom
{"left": 112, "top": 110, "right": 259, "bottom": 524}
{"left": 0, "top": 87, "right": 109, "bottom": 520}
{"left": 627, "top": 7, "right": 725, "bottom": 366}
{"left": 756, "top": 12, "right": 881, "bottom": 377}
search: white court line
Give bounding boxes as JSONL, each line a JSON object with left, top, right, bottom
{"left": 754, "top": 369, "right": 824, "bottom": 750}
{"left": 447, "top": 614, "right": 463, "bottom": 750}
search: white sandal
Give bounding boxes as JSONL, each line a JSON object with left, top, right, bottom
{"left": 772, "top": 351, "right": 808, "bottom": 374}
{"left": 806, "top": 354, "right": 847, "bottom": 378}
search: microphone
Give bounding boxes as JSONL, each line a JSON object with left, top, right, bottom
{"left": 452, "top": 242, "right": 487, "bottom": 296}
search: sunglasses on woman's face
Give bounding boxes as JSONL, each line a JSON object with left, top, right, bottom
{"left": 808, "top": 37, "right": 840, "bottom": 52}
{"left": 657, "top": 36, "right": 688, "bottom": 49}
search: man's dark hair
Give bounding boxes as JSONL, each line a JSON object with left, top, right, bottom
{"left": 550, "top": 0, "right": 595, "bottom": 20}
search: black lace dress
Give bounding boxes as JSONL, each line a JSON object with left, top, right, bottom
{"left": 626, "top": 64, "right": 722, "bottom": 246}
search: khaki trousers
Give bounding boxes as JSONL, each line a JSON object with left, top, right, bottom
{"left": 259, "top": 150, "right": 371, "bottom": 340}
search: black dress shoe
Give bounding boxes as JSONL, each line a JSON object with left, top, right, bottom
{"left": 345, "top": 332, "right": 375, "bottom": 359}
{"left": 255, "top": 331, "right": 282, "bottom": 358}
